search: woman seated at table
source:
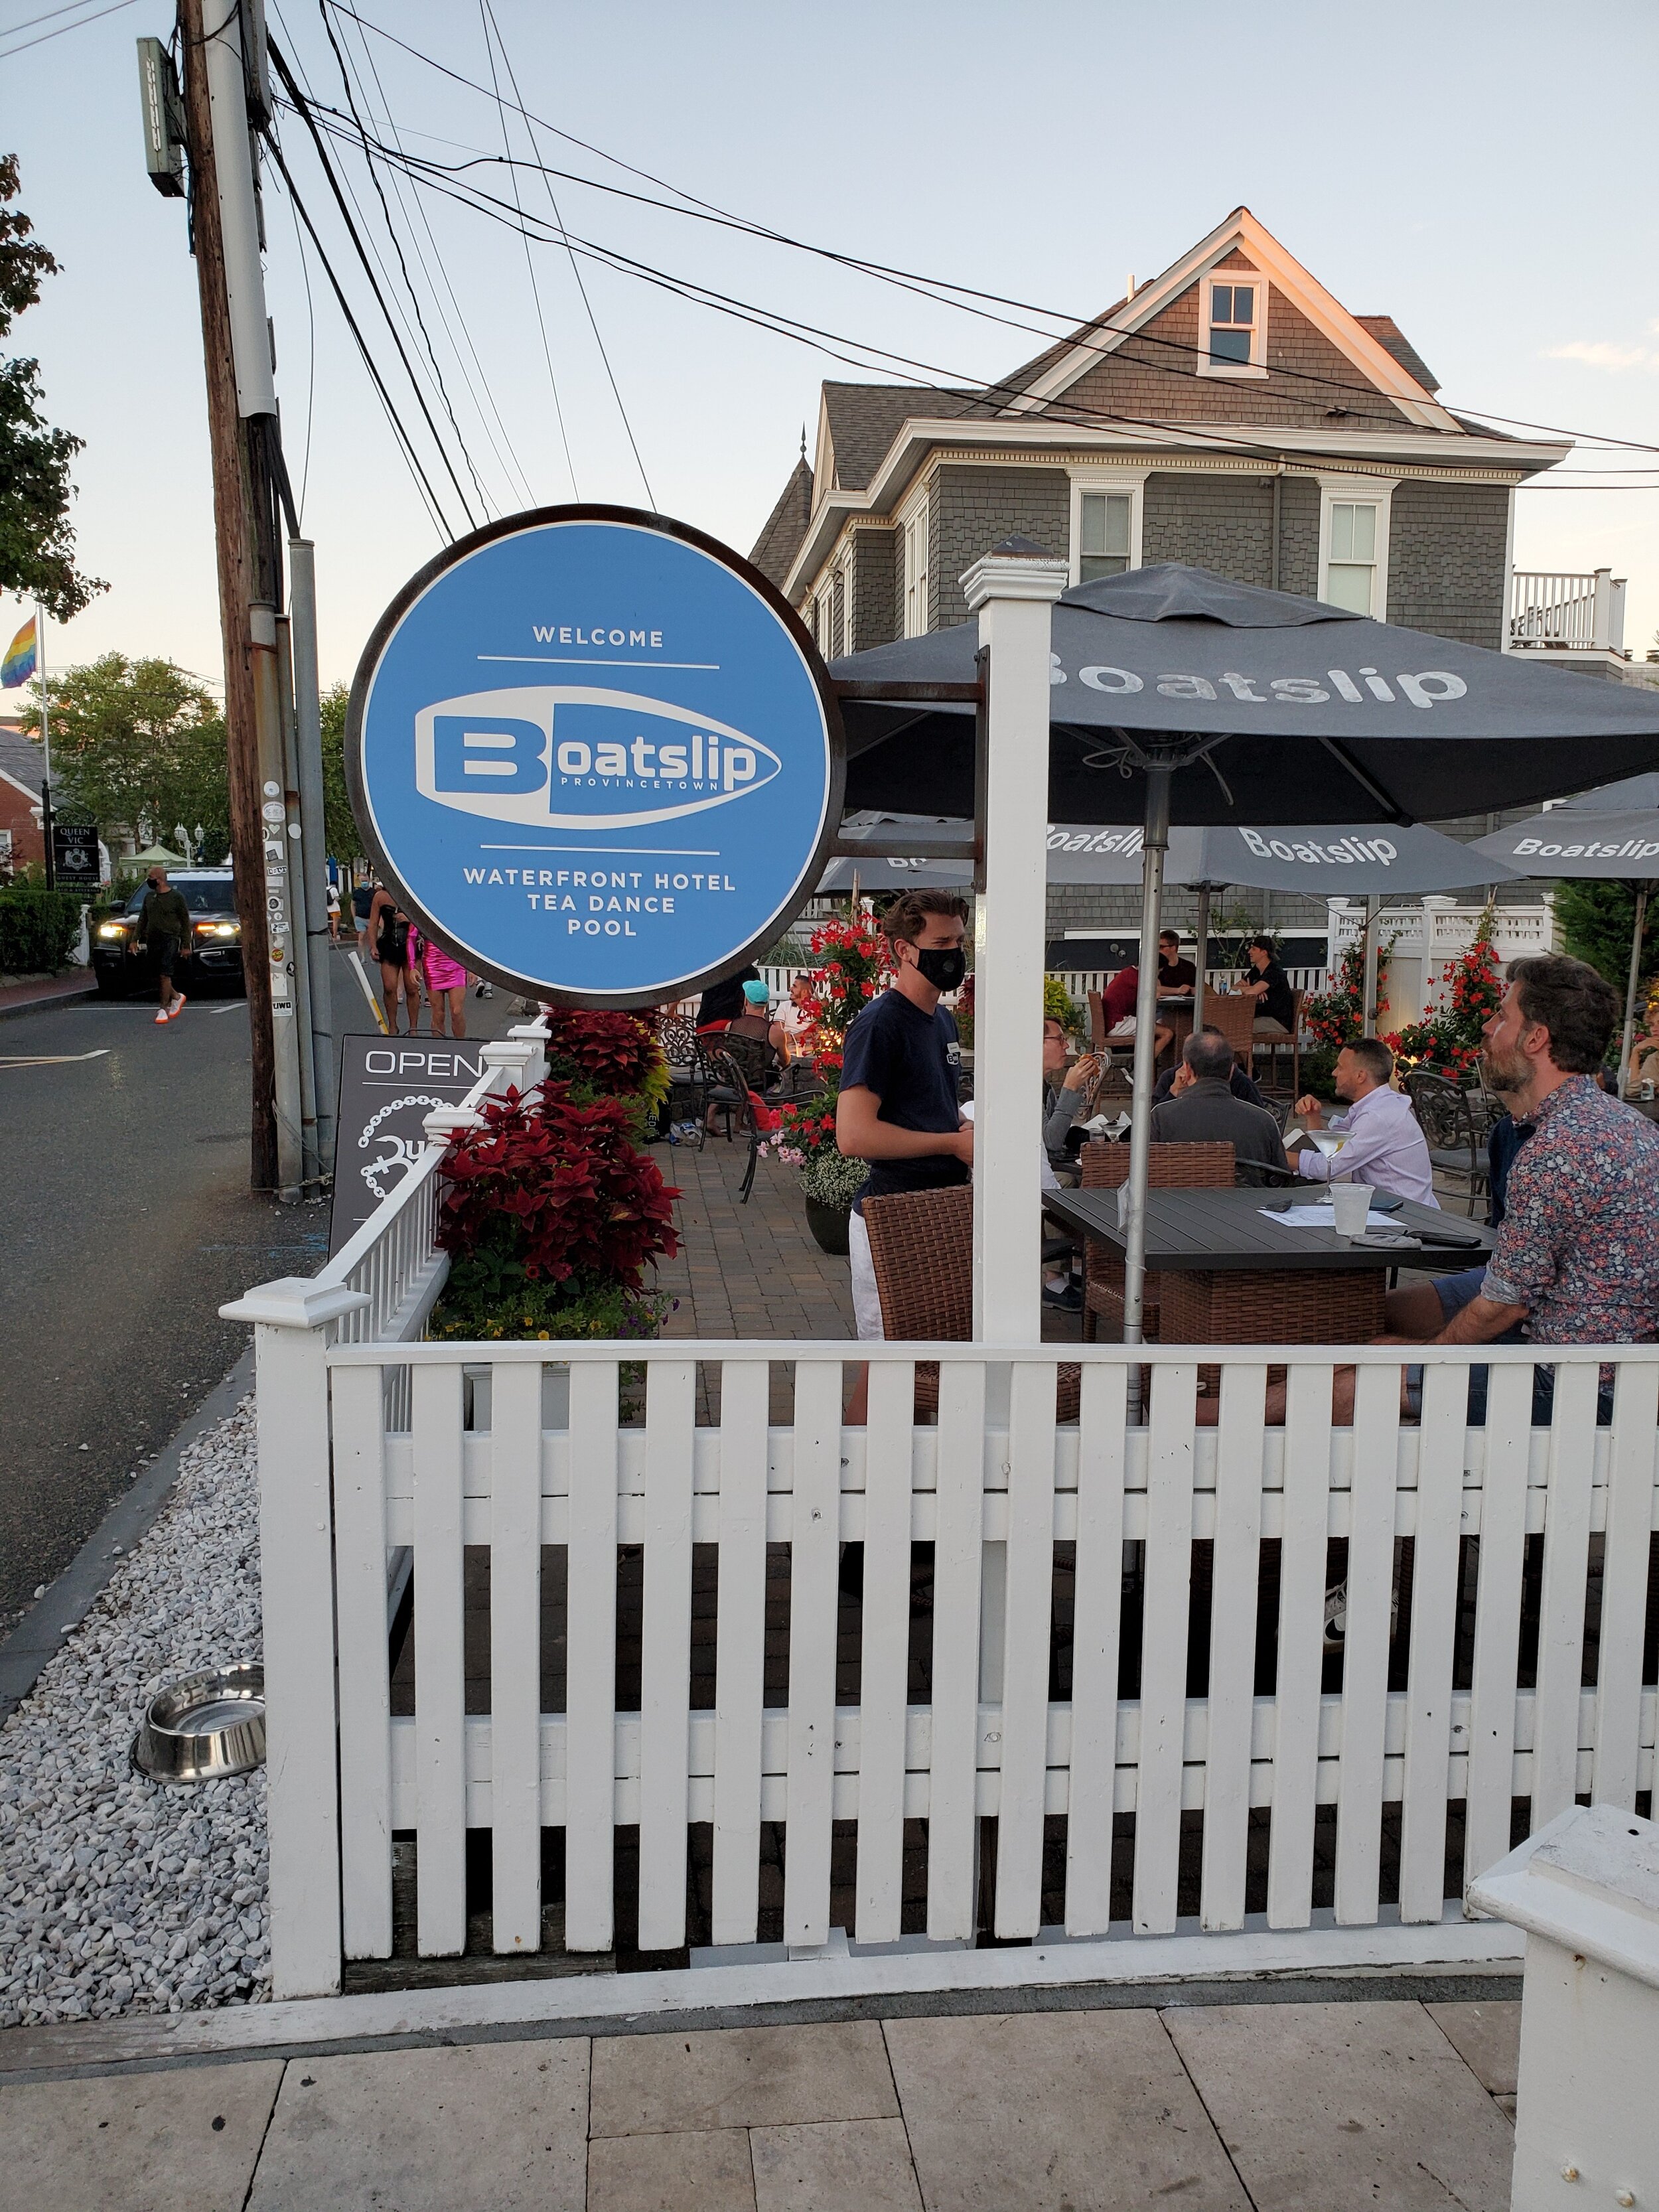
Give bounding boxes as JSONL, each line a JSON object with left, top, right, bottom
{"left": 1236, "top": 934, "right": 1295, "bottom": 1031}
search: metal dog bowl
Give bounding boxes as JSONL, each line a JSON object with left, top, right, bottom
{"left": 133, "top": 1664, "right": 265, "bottom": 1783}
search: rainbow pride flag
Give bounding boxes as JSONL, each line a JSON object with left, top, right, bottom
{"left": 1, "top": 615, "right": 37, "bottom": 689}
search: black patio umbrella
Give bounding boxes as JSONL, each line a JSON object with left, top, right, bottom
{"left": 1473, "top": 771, "right": 1659, "bottom": 1078}
{"left": 831, "top": 563, "right": 1659, "bottom": 1341}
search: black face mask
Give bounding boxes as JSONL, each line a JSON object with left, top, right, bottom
{"left": 913, "top": 945, "right": 967, "bottom": 993}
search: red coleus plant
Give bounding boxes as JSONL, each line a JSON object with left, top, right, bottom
{"left": 540, "top": 1007, "right": 661, "bottom": 1094}
{"left": 437, "top": 1080, "right": 680, "bottom": 1289}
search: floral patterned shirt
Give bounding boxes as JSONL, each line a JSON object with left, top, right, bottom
{"left": 1484, "top": 1075, "right": 1659, "bottom": 1345}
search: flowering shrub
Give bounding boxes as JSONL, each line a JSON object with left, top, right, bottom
{"left": 433, "top": 1080, "right": 679, "bottom": 1336}
{"left": 764, "top": 918, "right": 893, "bottom": 1208}
{"left": 1303, "top": 936, "right": 1389, "bottom": 1049}
{"left": 1043, "top": 973, "right": 1084, "bottom": 1039}
{"left": 800, "top": 1150, "right": 869, "bottom": 1209}
{"left": 801, "top": 915, "right": 890, "bottom": 1042}
{"left": 1383, "top": 911, "right": 1501, "bottom": 1081}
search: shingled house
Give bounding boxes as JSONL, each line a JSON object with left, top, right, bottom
{"left": 749, "top": 208, "right": 1577, "bottom": 946}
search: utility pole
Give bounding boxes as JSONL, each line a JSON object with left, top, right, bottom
{"left": 175, "top": 0, "right": 291, "bottom": 1192}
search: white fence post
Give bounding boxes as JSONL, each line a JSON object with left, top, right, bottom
{"left": 221, "top": 1275, "right": 369, "bottom": 2000}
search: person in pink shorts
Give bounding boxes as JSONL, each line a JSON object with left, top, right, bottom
{"left": 417, "top": 935, "right": 470, "bottom": 1037}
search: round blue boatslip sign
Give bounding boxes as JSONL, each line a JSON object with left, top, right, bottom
{"left": 346, "top": 506, "right": 844, "bottom": 1006}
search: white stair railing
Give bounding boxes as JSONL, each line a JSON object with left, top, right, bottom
{"left": 1510, "top": 569, "right": 1626, "bottom": 654}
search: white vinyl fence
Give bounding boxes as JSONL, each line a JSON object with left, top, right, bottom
{"left": 241, "top": 1325, "right": 1658, "bottom": 1997}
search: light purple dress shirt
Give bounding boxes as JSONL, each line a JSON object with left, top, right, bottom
{"left": 1295, "top": 1082, "right": 1439, "bottom": 1207}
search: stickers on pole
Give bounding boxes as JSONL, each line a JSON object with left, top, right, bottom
{"left": 347, "top": 506, "right": 844, "bottom": 1006}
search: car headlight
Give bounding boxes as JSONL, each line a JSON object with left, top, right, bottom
{"left": 97, "top": 922, "right": 127, "bottom": 940}
{"left": 211, "top": 922, "right": 239, "bottom": 938}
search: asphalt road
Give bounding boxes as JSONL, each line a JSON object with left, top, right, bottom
{"left": 0, "top": 954, "right": 518, "bottom": 1639}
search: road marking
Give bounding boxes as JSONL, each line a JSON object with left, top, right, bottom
{"left": 0, "top": 1049, "right": 111, "bottom": 1067}
{"left": 212, "top": 1000, "right": 248, "bottom": 1015}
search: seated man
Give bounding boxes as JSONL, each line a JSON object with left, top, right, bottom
{"left": 1152, "top": 1029, "right": 1265, "bottom": 1108}
{"left": 1291, "top": 1037, "right": 1437, "bottom": 1207}
{"left": 1098, "top": 962, "right": 1173, "bottom": 1061}
{"left": 1397, "top": 956, "right": 1659, "bottom": 1411}
{"left": 1150, "top": 1028, "right": 1290, "bottom": 1186}
{"left": 1157, "top": 928, "right": 1197, "bottom": 999}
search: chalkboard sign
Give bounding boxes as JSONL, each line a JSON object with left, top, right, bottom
{"left": 328, "top": 1033, "right": 486, "bottom": 1256}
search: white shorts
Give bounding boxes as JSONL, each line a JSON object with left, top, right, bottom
{"left": 848, "top": 1208, "right": 885, "bottom": 1341}
{"left": 1106, "top": 1016, "right": 1137, "bottom": 1037}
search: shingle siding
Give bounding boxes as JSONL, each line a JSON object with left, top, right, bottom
{"left": 847, "top": 528, "right": 897, "bottom": 652}
{"left": 1385, "top": 480, "right": 1509, "bottom": 650}
{"left": 1141, "top": 473, "right": 1277, "bottom": 586}
{"left": 928, "top": 465, "right": 1070, "bottom": 630}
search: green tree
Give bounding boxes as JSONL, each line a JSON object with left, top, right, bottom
{"left": 19, "top": 654, "right": 228, "bottom": 857}
{"left": 319, "top": 681, "right": 365, "bottom": 861}
{"left": 0, "top": 153, "right": 103, "bottom": 619}
{"left": 1553, "top": 878, "right": 1658, "bottom": 999}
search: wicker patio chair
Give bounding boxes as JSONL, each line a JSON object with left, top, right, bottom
{"left": 1404, "top": 1069, "right": 1486, "bottom": 1217}
{"left": 860, "top": 1184, "right": 1082, "bottom": 1421}
{"left": 1078, "top": 1138, "right": 1236, "bottom": 1343}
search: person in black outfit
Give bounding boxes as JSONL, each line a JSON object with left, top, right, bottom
{"left": 836, "top": 889, "right": 972, "bottom": 1417}
{"left": 1157, "top": 928, "right": 1197, "bottom": 999}
{"left": 1238, "top": 933, "right": 1295, "bottom": 1031}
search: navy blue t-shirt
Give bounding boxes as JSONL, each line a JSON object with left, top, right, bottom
{"left": 839, "top": 988, "right": 966, "bottom": 1210}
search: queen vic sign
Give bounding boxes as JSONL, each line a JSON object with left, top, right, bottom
{"left": 347, "top": 506, "right": 845, "bottom": 1007}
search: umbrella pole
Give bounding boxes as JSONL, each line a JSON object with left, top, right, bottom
{"left": 1121, "top": 765, "right": 1172, "bottom": 1351}
{"left": 1195, "top": 884, "right": 1212, "bottom": 1001}
{"left": 1362, "top": 894, "right": 1380, "bottom": 1038}
{"left": 1621, "top": 881, "right": 1651, "bottom": 1086}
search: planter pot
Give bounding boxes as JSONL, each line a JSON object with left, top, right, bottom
{"left": 804, "top": 1195, "right": 852, "bottom": 1255}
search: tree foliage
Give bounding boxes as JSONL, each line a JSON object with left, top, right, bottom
{"left": 19, "top": 653, "right": 228, "bottom": 859}
{"left": 319, "top": 680, "right": 364, "bottom": 861}
{"left": 1553, "top": 878, "right": 1658, "bottom": 997}
{"left": 0, "top": 153, "right": 102, "bottom": 620}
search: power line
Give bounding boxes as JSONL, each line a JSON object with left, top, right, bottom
{"left": 314, "top": 0, "right": 493, "bottom": 520}
{"left": 471, "top": 0, "right": 579, "bottom": 500}
{"left": 312, "top": 10, "right": 1659, "bottom": 470}
{"left": 478, "top": 0, "right": 656, "bottom": 510}
{"left": 267, "top": 34, "right": 480, "bottom": 531}
{"left": 331, "top": 0, "right": 537, "bottom": 510}
{"left": 0, "top": 0, "right": 135, "bottom": 56}
{"left": 261, "top": 135, "right": 453, "bottom": 536}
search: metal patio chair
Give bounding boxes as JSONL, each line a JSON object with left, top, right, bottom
{"left": 1404, "top": 1069, "right": 1486, "bottom": 1217}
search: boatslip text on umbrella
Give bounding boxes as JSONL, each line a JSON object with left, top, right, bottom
{"left": 831, "top": 559, "right": 1659, "bottom": 1350}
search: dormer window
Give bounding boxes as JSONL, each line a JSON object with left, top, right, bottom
{"left": 1200, "top": 273, "right": 1266, "bottom": 376}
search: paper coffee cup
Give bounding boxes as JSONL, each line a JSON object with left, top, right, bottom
{"left": 1330, "top": 1183, "right": 1372, "bottom": 1239}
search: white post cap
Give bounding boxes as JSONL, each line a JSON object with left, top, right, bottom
{"left": 961, "top": 535, "right": 1070, "bottom": 612}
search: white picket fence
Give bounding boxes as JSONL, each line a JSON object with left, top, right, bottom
{"left": 241, "top": 1324, "right": 1658, "bottom": 1996}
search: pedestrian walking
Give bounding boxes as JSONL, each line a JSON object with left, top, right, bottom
{"left": 366, "top": 883, "right": 423, "bottom": 1035}
{"left": 325, "top": 877, "right": 342, "bottom": 946}
{"left": 135, "top": 865, "right": 192, "bottom": 1025}
{"left": 419, "top": 933, "right": 469, "bottom": 1038}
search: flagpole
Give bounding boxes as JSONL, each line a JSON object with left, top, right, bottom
{"left": 35, "top": 603, "right": 55, "bottom": 892}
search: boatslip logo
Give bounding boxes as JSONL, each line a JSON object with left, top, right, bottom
{"left": 413, "top": 684, "right": 782, "bottom": 832}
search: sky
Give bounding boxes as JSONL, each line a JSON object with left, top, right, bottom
{"left": 3, "top": 0, "right": 1658, "bottom": 694}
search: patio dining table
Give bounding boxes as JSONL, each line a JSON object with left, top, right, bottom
{"left": 1043, "top": 1185, "right": 1494, "bottom": 1344}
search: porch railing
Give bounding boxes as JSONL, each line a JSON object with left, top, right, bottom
{"left": 239, "top": 1327, "right": 1658, "bottom": 1997}
{"left": 1510, "top": 568, "right": 1627, "bottom": 656}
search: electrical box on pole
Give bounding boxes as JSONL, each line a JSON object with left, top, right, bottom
{"left": 135, "top": 38, "right": 186, "bottom": 199}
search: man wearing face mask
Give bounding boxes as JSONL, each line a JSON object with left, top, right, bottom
{"left": 135, "top": 864, "right": 192, "bottom": 1025}
{"left": 836, "top": 891, "right": 974, "bottom": 1350}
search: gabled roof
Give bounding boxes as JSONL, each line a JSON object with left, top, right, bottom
{"left": 1354, "top": 315, "right": 1438, "bottom": 396}
{"left": 0, "top": 729, "right": 52, "bottom": 806}
{"left": 1002, "top": 208, "right": 1459, "bottom": 433}
{"left": 820, "top": 382, "right": 983, "bottom": 491}
{"left": 748, "top": 457, "right": 815, "bottom": 588}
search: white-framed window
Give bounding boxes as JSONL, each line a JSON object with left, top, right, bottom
{"left": 1316, "top": 477, "right": 1396, "bottom": 619}
{"left": 902, "top": 500, "right": 930, "bottom": 636}
{"left": 1198, "top": 272, "right": 1267, "bottom": 377}
{"left": 1067, "top": 470, "right": 1147, "bottom": 586}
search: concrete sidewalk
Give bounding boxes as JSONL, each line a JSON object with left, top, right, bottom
{"left": 0, "top": 970, "right": 97, "bottom": 1022}
{"left": 0, "top": 1996, "right": 1519, "bottom": 2210}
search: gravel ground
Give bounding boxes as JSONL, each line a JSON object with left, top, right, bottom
{"left": 0, "top": 1398, "right": 269, "bottom": 2027}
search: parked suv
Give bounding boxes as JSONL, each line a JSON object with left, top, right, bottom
{"left": 92, "top": 869, "right": 244, "bottom": 997}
